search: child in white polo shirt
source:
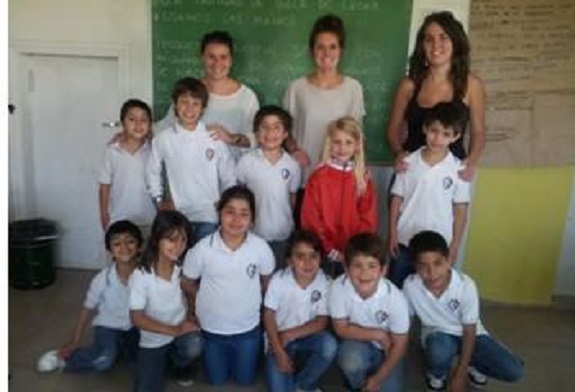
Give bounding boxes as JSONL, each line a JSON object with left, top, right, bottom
{"left": 236, "top": 105, "right": 301, "bottom": 268}
{"left": 388, "top": 101, "right": 470, "bottom": 288}
{"left": 36, "top": 221, "right": 142, "bottom": 374}
{"left": 403, "top": 230, "right": 524, "bottom": 392}
{"left": 129, "top": 210, "right": 202, "bottom": 391}
{"left": 263, "top": 230, "right": 337, "bottom": 392}
{"left": 147, "top": 77, "right": 236, "bottom": 244}
{"left": 98, "top": 99, "right": 156, "bottom": 235}
{"left": 182, "top": 185, "right": 275, "bottom": 386}
{"left": 329, "top": 233, "right": 410, "bottom": 392}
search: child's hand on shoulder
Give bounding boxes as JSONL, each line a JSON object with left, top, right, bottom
{"left": 207, "top": 123, "right": 233, "bottom": 144}
{"left": 457, "top": 160, "right": 475, "bottom": 182}
{"left": 393, "top": 151, "right": 409, "bottom": 173}
{"left": 292, "top": 148, "right": 310, "bottom": 168}
{"left": 387, "top": 232, "right": 399, "bottom": 258}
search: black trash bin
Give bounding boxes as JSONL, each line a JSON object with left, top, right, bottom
{"left": 9, "top": 219, "right": 58, "bottom": 290}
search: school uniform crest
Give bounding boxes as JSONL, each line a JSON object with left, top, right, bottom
{"left": 375, "top": 310, "right": 389, "bottom": 324}
{"left": 205, "top": 148, "right": 215, "bottom": 161}
{"left": 442, "top": 176, "right": 453, "bottom": 190}
{"left": 448, "top": 299, "right": 460, "bottom": 313}
{"left": 310, "top": 289, "right": 322, "bottom": 304}
{"left": 246, "top": 263, "right": 257, "bottom": 278}
{"left": 281, "top": 168, "right": 290, "bottom": 180}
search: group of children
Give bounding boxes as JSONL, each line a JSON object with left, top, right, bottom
{"left": 35, "top": 30, "right": 524, "bottom": 392}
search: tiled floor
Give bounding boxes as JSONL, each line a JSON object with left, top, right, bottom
{"left": 9, "top": 269, "right": 575, "bottom": 391}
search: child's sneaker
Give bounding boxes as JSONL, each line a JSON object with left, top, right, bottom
{"left": 426, "top": 372, "right": 446, "bottom": 392}
{"left": 174, "top": 364, "right": 194, "bottom": 387}
{"left": 36, "top": 350, "right": 65, "bottom": 373}
{"left": 468, "top": 366, "right": 488, "bottom": 389}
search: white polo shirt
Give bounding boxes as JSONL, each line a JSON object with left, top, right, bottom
{"left": 329, "top": 275, "right": 410, "bottom": 349}
{"left": 98, "top": 141, "right": 156, "bottom": 226}
{"left": 84, "top": 265, "right": 132, "bottom": 331}
{"left": 236, "top": 149, "right": 301, "bottom": 241}
{"left": 391, "top": 148, "right": 470, "bottom": 245}
{"left": 129, "top": 266, "right": 187, "bottom": 348}
{"left": 146, "top": 121, "right": 236, "bottom": 223}
{"left": 183, "top": 231, "right": 275, "bottom": 335}
{"left": 402, "top": 269, "right": 487, "bottom": 347}
{"left": 265, "top": 267, "right": 330, "bottom": 331}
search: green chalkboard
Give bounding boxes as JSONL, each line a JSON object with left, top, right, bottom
{"left": 152, "top": 0, "right": 412, "bottom": 163}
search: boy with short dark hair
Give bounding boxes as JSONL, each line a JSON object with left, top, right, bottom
{"left": 404, "top": 230, "right": 524, "bottom": 392}
{"left": 329, "top": 233, "right": 409, "bottom": 392}
{"left": 147, "top": 77, "right": 236, "bottom": 244}
{"left": 236, "top": 105, "right": 301, "bottom": 268}
{"left": 388, "top": 101, "right": 471, "bottom": 288}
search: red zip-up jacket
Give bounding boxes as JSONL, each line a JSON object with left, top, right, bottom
{"left": 301, "top": 161, "right": 378, "bottom": 255}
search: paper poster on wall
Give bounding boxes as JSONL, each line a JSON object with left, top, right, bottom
{"left": 469, "top": 0, "right": 575, "bottom": 167}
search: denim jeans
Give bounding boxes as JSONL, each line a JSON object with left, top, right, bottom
{"left": 337, "top": 339, "right": 406, "bottom": 392}
{"left": 388, "top": 245, "right": 414, "bottom": 289}
{"left": 425, "top": 332, "right": 524, "bottom": 382}
{"left": 266, "top": 331, "right": 338, "bottom": 392}
{"left": 133, "top": 332, "right": 203, "bottom": 392}
{"left": 190, "top": 222, "right": 218, "bottom": 246}
{"left": 269, "top": 240, "right": 288, "bottom": 271}
{"left": 65, "top": 326, "right": 139, "bottom": 373}
{"left": 202, "top": 325, "right": 261, "bottom": 386}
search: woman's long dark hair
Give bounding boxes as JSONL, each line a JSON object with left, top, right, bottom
{"left": 139, "top": 210, "right": 193, "bottom": 273}
{"left": 408, "top": 11, "right": 470, "bottom": 98}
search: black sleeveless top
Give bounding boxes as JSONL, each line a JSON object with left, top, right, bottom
{"left": 404, "top": 83, "right": 469, "bottom": 160}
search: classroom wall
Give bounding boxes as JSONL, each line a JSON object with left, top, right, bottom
{"left": 8, "top": 0, "right": 575, "bottom": 304}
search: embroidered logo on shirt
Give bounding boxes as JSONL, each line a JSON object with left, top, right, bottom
{"left": 311, "top": 290, "right": 322, "bottom": 304}
{"left": 246, "top": 263, "right": 257, "bottom": 278}
{"left": 206, "top": 148, "right": 215, "bottom": 161}
{"left": 375, "top": 310, "right": 389, "bottom": 324}
{"left": 443, "top": 177, "right": 454, "bottom": 190}
{"left": 281, "top": 168, "right": 290, "bottom": 180}
{"left": 448, "top": 299, "right": 460, "bottom": 313}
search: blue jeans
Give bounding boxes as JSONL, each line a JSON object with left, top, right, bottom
{"left": 388, "top": 245, "right": 414, "bottom": 289}
{"left": 269, "top": 240, "right": 288, "bottom": 271}
{"left": 202, "top": 325, "right": 261, "bottom": 386}
{"left": 191, "top": 222, "right": 218, "bottom": 246}
{"left": 337, "top": 339, "right": 406, "bottom": 392}
{"left": 65, "top": 326, "right": 138, "bottom": 373}
{"left": 266, "top": 331, "right": 338, "bottom": 392}
{"left": 425, "top": 332, "right": 524, "bottom": 382}
{"left": 133, "top": 332, "right": 203, "bottom": 392}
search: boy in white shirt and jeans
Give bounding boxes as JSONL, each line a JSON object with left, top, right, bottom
{"left": 403, "top": 230, "right": 524, "bottom": 391}
{"left": 147, "top": 77, "right": 236, "bottom": 244}
{"left": 329, "top": 233, "right": 410, "bottom": 392}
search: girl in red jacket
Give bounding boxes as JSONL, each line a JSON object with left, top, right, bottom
{"left": 301, "top": 116, "right": 378, "bottom": 277}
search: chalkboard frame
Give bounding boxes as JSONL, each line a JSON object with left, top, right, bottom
{"left": 152, "top": 0, "right": 412, "bottom": 163}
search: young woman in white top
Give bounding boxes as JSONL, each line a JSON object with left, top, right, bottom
{"left": 129, "top": 210, "right": 202, "bottom": 391}
{"left": 282, "top": 14, "right": 365, "bottom": 224}
{"left": 182, "top": 185, "right": 275, "bottom": 386}
{"left": 157, "top": 31, "right": 259, "bottom": 161}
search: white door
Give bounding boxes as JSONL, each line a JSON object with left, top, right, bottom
{"left": 23, "top": 53, "right": 121, "bottom": 269}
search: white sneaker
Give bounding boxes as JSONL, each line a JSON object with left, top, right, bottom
{"left": 426, "top": 372, "right": 446, "bottom": 392}
{"left": 468, "top": 366, "right": 488, "bottom": 389}
{"left": 36, "top": 350, "right": 65, "bottom": 373}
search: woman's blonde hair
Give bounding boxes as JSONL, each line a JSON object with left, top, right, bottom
{"left": 320, "top": 116, "right": 368, "bottom": 194}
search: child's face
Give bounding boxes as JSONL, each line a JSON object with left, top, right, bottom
{"left": 202, "top": 43, "right": 233, "bottom": 81}
{"left": 330, "top": 130, "right": 358, "bottom": 162}
{"left": 346, "top": 254, "right": 385, "bottom": 299}
{"left": 424, "top": 121, "right": 460, "bottom": 153}
{"left": 175, "top": 93, "right": 204, "bottom": 129}
{"left": 220, "top": 198, "right": 252, "bottom": 239}
{"left": 289, "top": 242, "right": 321, "bottom": 283}
{"left": 313, "top": 32, "right": 341, "bottom": 72}
{"left": 423, "top": 22, "right": 453, "bottom": 67}
{"left": 108, "top": 233, "right": 140, "bottom": 264}
{"left": 256, "top": 115, "right": 288, "bottom": 152}
{"left": 122, "top": 107, "right": 151, "bottom": 142}
{"left": 158, "top": 229, "right": 187, "bottom": 263}
{"left": 416, "top": 251, "right": 451, "bottom": 294}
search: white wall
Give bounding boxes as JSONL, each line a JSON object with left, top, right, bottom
{"left": 9, "top": 0, "right": 152, "bottom": 102}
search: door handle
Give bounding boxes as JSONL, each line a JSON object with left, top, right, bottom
{"left": 101, "top": 121, "right": 120, "bottom": 128}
